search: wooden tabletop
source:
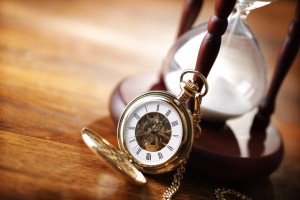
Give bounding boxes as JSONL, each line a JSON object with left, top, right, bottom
{"left": 1, "top": 0, "right": 299, "bottom": 199}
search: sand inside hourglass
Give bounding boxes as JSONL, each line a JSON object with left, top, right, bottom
{"left": 164, "top": 31, "right": 265, "bottom": 121}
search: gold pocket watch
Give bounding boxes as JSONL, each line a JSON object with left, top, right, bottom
{"left": 82, "top": 70, "right": 208, "bottom": 199}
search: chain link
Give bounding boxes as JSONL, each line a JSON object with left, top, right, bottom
{"left": 163, "top": 159, "right": 188, "bottom": 200}
{"left": 215, "top": 188, "right": 252, "bottom": 200}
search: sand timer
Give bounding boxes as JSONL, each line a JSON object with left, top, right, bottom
{"left": 162, "top": 0, "right": 276, "bottom": 121}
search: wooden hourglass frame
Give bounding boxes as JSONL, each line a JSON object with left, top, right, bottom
{"left": 109, "top": 0, "right": 300, "bottom": 181}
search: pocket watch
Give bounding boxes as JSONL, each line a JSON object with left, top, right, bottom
{"left": 82, "top": 70, "right": 208, "bottom": 199}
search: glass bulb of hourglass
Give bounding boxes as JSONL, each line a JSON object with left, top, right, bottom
{"left": 236, "top": 0, "right": 275, "bottom": 14}
{"left": 162, "top": 0, "right": 275, "bottom": 121}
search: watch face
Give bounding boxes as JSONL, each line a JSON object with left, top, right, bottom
{"left": 125, "top": 100, "right": 183, "bottom": 166}
{"left": 118, "top": 92, "right": 194, "bottom": 174}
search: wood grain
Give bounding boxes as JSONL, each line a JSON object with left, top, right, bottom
{"left": 0, "top": 0, "right": 299, "bottom": 199}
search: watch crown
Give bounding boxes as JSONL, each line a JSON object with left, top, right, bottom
{"left": 179, "top": 80, "right": 199, "bottom": 102}
{"left": 186, "top": 80, "right": 199, "bottom": 91}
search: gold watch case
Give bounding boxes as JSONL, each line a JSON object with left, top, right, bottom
{"left": 82, "top": 91, "right": 194, "bottom": 184}
{"left": 82, "top": 128, "right": 146, "bottom": 184}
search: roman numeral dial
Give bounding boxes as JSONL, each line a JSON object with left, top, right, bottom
{"left": 123, "top": 99, "right": 183, "bottom": 166}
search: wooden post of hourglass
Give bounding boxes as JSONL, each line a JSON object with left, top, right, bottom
{"left": 252, "top": 0, "right": 300, "bottom": 129}
{"left": 151, "top": 0, "right": 203, "bottom": 90}
{"left": 193, "top": 0, "right": 236, "bottom": 87}
{"left": 247, "top": 0, "right": 299, "bottom": 162}
{"left": 176, "top": 0, "right": 203, "bottom": 38}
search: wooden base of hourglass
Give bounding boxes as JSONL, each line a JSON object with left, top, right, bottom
{"left": 109, "top": 72, "right": 284, "bottom": 182}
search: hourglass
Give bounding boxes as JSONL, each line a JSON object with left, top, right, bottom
{"left": 109, "top": 0, "right": 300, "bottom": 181}
{"left": 187, "top": 0, "right": 299, "bottom": 181}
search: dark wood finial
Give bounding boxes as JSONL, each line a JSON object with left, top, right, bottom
{"left": 253, "top": 0, "right": 300, "bottom": 128}
{"left": 151, "top": 0, "right": 203, "bottom": 90}
{"left": 193, "top": 0, "right": 236, "bottom": 87}
{"left": 176, "top": 0, "right": 203, "bottom": 38}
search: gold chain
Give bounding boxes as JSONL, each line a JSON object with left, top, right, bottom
{"left": 215, "top": 188, "right": 252, "bottom": 200}
{"left": 163, "top": 70, "right": 207, "bottom": 199}
{"left": 163, "top": 118, "right": 200, "bottom": 199}
{"left": 163, "top": 159, "right": 188, "bottom": 200}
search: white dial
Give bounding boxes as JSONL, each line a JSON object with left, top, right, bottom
{"left": 124, "top": 100, "right": 183, "bottom": 166}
